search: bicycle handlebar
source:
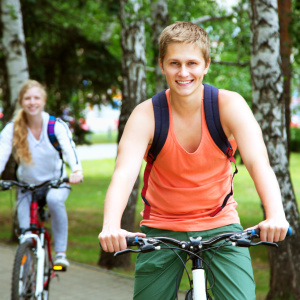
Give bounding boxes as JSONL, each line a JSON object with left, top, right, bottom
{"left": 0, "top": 178, "right": 69, "bottom": 191}
{"left": 115, "top": 227, "right": 292, "bottom": 257}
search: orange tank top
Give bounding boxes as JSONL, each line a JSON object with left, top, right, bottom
{"left": 140, "top": 89, "right": 240, "bottom": 231}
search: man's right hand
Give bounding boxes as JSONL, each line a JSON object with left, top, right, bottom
{"left": 98, "top": 228, "right": 146, "bottom": 253}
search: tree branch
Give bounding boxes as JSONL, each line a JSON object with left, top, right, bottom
{"left": 211, "top": 59, "right": 249, "bottom": 67}
{"left": 192, "top": 13, "right": 234, "bottom": 24}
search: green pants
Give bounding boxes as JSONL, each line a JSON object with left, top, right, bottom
{"left": 133, "top": 224, "right": 256, "bottom": 300}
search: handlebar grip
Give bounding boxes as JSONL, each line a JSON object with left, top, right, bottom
{"left": 126, "top": 236, "right": 140, "bottom": 246}
{"left": 250, "top": 227, "right": 292, "bottom": 237}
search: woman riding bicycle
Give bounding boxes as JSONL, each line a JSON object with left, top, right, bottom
{"left": 0, "top": 79, "right": 83, "bottom": 269}
{"left": 98, "top": 21, "right": 289, "bottom": 300}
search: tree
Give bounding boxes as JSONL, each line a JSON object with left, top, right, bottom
{"left": 249, "top": 1, "right": 300, "bottom": 299}
{"left": 0, "top": 0, "right": 29, "bottom": 240}
{"left": 278, "top": 0, "right": 292, "bottom": 158}
{"left": 151, "top": 0, "right": 169, "bottom": 93}
{"left": 1, "top": 0, "right": 29, "bottom": 122}
{"left": 99, "top": 0, "right": 146, "bottom": 269}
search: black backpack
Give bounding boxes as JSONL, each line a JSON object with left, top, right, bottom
{"left": 141, "top": 84, "right": 238, "bottom": 219}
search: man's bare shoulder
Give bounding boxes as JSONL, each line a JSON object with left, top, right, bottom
{"left": 218, "top": 89, "right": 246, "bottom": 106}
{"left": 122, "top": 98, "right": 155, "bottom": 145}
{"left": 134, "top": 98, "right": 153, "bottom": 114}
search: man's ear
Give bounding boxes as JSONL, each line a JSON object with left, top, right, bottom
{"left": 159, "top": 58, "right": 165, "bottom": 75}
{"left": 204, "top": 58, "right": 211, "bottom": 75}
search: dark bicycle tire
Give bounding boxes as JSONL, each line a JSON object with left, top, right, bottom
{"left": 11, "top": 240, "right": 37, "bottom": 300}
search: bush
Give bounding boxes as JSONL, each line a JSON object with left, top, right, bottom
{"left": 290, "top": 127, "right": 300, "bottom": 152}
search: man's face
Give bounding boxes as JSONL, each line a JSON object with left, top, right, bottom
{"left": 159, "top": 42, "right": 210, "bottom": 98}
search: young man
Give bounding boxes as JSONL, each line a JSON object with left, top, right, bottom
{"left": 98, "top": 21, "right": 289, "bottom": 299}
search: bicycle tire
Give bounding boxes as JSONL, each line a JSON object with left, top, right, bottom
{"left": 185, "top": 288, "right": 193, "bottom": 300}
{"left": 11, "top": 240, "right": 37, "bottom": 300}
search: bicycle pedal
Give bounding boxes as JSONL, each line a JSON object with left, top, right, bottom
{"left": 53, "top": 265, "right": 67, "bottom": 272}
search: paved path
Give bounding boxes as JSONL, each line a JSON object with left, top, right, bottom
{"left": 76, "top": 143, "right": 118, "bottom": 160}
{"left": 0, "top": 244, "right": 135, "bottom": 300}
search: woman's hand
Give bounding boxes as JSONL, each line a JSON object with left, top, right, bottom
{"left": 69, "top": 171, "right": 83, "bottom": 184}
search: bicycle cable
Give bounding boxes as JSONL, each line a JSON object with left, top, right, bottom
{"left": 157, "top": 241, "right": 191, "bottom": 300}
{"left": 203, "top": 240, "right": 231, "bottom": 291}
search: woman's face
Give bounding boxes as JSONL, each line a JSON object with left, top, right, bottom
{"left": 21, "top": 87, "right": 46, "bottom": 118}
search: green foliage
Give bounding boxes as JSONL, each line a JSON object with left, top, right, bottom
{"left": 23, "top": 0, "right": 121, "bottom": 97}
{"left": 290, "top": 127, "right": 300, "bottom": 152}
{"left": 18, "top": 0, "right": 122, "bottom": 141}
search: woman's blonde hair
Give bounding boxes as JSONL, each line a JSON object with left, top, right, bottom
{"left": 159, "top": 21, "right": 210, "bottom": 66}
{"left": 13, "top": 80, "right": 47, "bottom": 164}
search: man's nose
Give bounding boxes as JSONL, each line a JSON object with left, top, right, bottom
{"left": 178, "top": 65, "right": 189, "bottom": 77}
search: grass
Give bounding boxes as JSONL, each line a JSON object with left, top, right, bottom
{"left": 86, "top": 131, "right": 118, "bottom": 144}
{"left": 0, "top": 152, "right": 299, "bottom": 299}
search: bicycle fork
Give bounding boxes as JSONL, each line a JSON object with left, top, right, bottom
{"left": 19, "top": 232, "right": 45, "bottom": 299}
{"left": 191, "top": 256, "right": 207, "bottom": 300}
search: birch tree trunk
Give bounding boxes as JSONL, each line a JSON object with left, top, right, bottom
{"left": 249, "top": 1, "right": 300, "bottom": 299}
{"left": 1, "top": 0, "right": 29, "bottom": 114}
{"left": 278, "top": 0, "right": 292, "bottom": 159}
{"left": 1, "top": 0, "right": 29, "bottom": 242}
{"left": 151, "top": 0, "right": 169, "bottom": 93}
{"left": 99, "top": 0, "right": 146, "bottom": 269}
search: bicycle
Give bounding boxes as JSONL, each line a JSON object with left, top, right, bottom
{"left": 0, "top": 178, "right": 69, "bottom": 300}
{"left": 114, "top": 227, "right": 292, "bottom": 300}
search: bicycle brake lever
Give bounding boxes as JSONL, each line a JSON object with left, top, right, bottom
{"left": 250, "top": 241, "right": 278, "bottom": 248}
{"left": 114, "top": 249, "right": 141, "bottom": 257}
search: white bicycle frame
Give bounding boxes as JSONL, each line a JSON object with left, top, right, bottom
{"left": 19, "top": 232, "right": 45, "bottom": 299}
{"left": 192, "top": 268, "right": 207, "bottom": 299}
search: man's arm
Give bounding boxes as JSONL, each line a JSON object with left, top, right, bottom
{"left": 98, "top": 100, "right": 154, "bottom": 252}
{"left": 219, "top": 89, "right": 289, "bottom": 242}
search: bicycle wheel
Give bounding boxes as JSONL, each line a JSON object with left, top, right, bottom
{"left": 11, "top": 240, "right": 37, "bottom": 300}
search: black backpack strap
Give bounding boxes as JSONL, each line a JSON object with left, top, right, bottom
{"left": 141, "top": 90, "right": 169, "bottom": 219}
{"left": 203, "top": 84, "right": 233, "bottom": 157}
{"left": 203, "top": 84, "right": 238, "bottom": 217}
{"left": 147, "top": 90, "right": 169, "bottom": 163}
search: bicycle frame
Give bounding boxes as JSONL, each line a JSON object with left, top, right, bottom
{"left": 191, "top": 256, "right": 206, "bottom": 299}
{"left": 19, "top": 232, "right": 45, "bottom": 298}
{"left": 19, "top": 189, "right": 54, "bottom": 299}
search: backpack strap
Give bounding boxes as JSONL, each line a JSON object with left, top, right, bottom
{"left": 203, "top": 84, "right": 238, "bottom": 217}
{"left": 47, "top": 115, "right": 64, "bottom": 177}
{"left": 141, "top": 90, "right": 169, "bottom": 219}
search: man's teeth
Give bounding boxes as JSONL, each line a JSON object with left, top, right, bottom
{"left": 177, "top": 80, "right": 192, "bottom": 84}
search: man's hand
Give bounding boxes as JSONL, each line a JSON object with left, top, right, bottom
{"left": 99, "top": 228, "right": 146, "bottom": 253}
{"left": 249, "top": 218, "right": 289, "bottom": 243}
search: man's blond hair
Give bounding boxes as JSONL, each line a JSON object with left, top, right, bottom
{"left": 159, "top": 21, "right": 210, "bottom": 65}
